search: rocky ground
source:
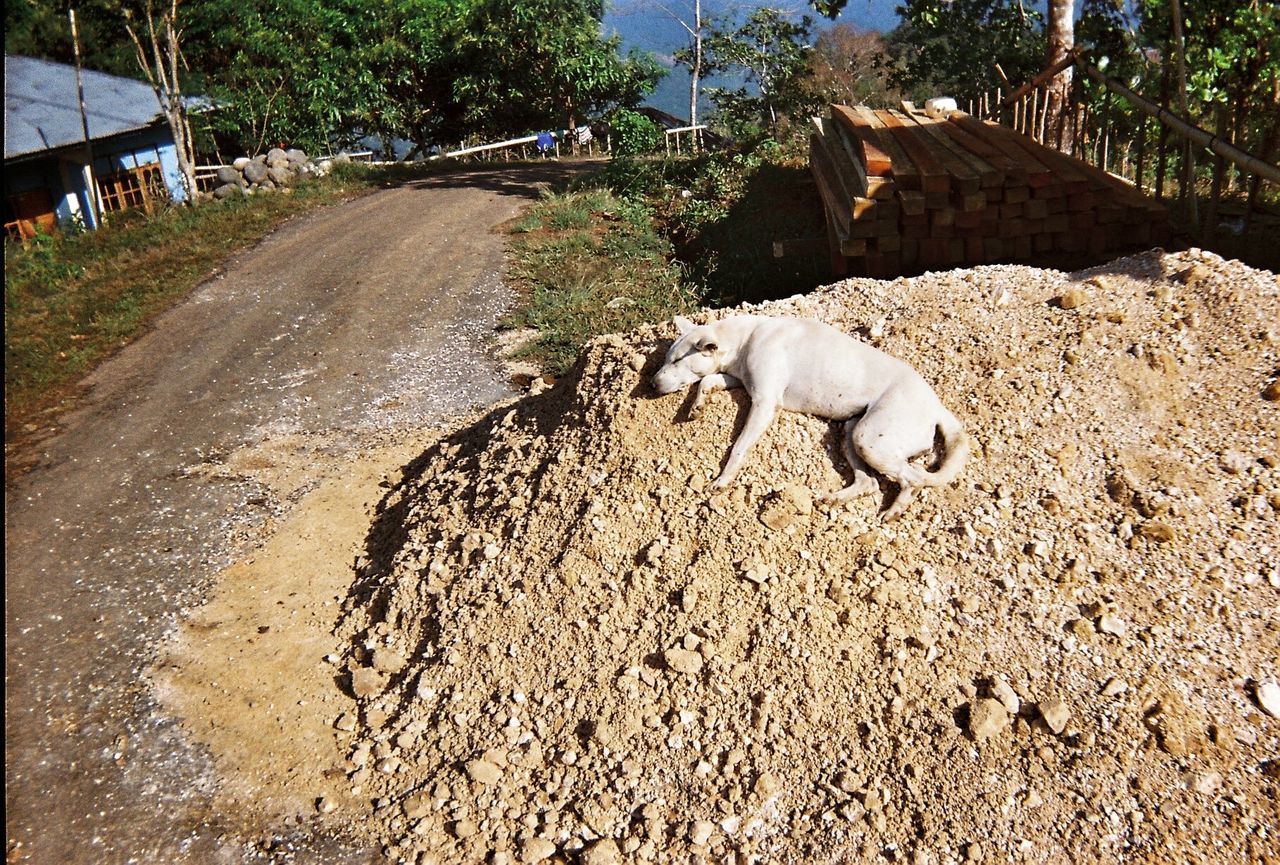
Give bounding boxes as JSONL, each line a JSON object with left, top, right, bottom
{"left": 297, "top": 247, "right": 1279, "bottom": 864}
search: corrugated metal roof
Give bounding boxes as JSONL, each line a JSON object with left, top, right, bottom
{"left": 5, "top": 55, "right": 167, "bottom": 160}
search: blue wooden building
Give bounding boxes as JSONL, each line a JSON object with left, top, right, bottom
{"left": 4, "top": 55, "right": 190, "bottom": 239}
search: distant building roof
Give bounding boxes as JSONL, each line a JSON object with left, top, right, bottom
{"left": 5, "top": 54, "right": 168, "bottom": 160}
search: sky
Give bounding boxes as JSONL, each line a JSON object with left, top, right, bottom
{"left": 603, "top": 0, "right": 904, "bottom": 119}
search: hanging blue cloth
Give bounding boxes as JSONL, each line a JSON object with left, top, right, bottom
{"left": 536, "top": 131, "right": 555, "bottom": 156}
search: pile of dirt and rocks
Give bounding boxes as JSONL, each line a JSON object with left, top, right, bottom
{"left": 331, "top": 248, "right": 1278, "bottom": 865}
{"left": 201, "top": 147, "right": 330, "bottom": 201}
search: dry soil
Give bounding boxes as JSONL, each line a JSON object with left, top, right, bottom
{"left": 161, "top": 247, "right": 1278, "bottom": 865}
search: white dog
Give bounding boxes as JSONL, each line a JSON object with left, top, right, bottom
{"left": 652, "top": 315, "right": 969, "bottom": 520}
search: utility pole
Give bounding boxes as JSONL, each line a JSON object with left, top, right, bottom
{"left": 69, "top": 8, "right": 102, "bottom": 228}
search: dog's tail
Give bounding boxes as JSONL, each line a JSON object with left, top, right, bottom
{"left": 920, "top": 411, "right": 969, "bottom": 487}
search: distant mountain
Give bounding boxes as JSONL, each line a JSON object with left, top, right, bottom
{"left": 603, "top": 0, "right": 898, "bottom": 121}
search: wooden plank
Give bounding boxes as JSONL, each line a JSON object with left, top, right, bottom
{"left": 934, "top": 118, "right": 1027, "bottom": 185}
{"left": 853, "top": 107, "right": 921, "bottom": 191}
{"left": 949, "top": 112, "right": 1053, "bottom": 185}
{"left": 994, "top": 125, "right": 1092, "bottom": 195}
{"left": 866, "top": 176, "right": 897, "bottom": 200}
{"left": 829, "top": 116, "right": 885, "bottom": 197}
{"left": 900, "top": 107, "right": 988, "bottom": 193}
{"left": 842, "top": 237, "right": 868, "bottom": 257}
{"left": 809, "top": 133, "right": 852, "bottom": 234}
{"left": 831, "top": 105, "right": 892, "bottom": 176}
{"left": 1036, "top": 141, "right": 1169, "bottom": 216}
{"left": 812, "top": 116, "right": 867, "bottom": 198}
{"left": 873, "top": 233, "right": 901, "bottom": 253}
{"left": 822, "top": 206, "right": 850, "bottom": 276}
{"left": 877, "top": 110, "right": 951, "bottom": 194}
{"left": 852, "top": 197, "right": 899, "bottom": 220}
{"left": 897, "top": 189, "right": 927, "bottom": 216}
{"left": 974, "top": 120, "right": 1067, "bottom": 193}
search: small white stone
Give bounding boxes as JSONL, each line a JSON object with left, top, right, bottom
{"left": 1257, "top": 681, "right": 1280, "bottom": 718}
{"left": 689, "top": 820, "right": 715, "bottom": 846}
{"left": 1098, "top": 613, "right": 1127, "bottom": 636}
{"left": 1101, "top": 678, "right": 1128, "bottom": 697}
{"left": 991, "top": 676, "right": 1020, "bottom": 714}
{"left": 1039, "top": 699, "right": 1071, "bottom": 734}
{"left": 1193, "top": 771, "right": 1222, "bottom": 795}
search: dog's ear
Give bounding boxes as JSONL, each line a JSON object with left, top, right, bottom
{"left": 673, "top": 316, "right": 695, "bottom": 335}
{"left": 695, "top": 337, "right": 718, "bottom": 354}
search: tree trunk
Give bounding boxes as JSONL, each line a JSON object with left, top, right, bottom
{"left": 1169, "top": 0, "right": 1198, "bottom": 226}
{"left": 125, "top": 0, "right": 198, "bottom": 203}
{"left": 689, "top": 0, "right": 702, "bottom": 138}
{"left": 1044, "top": 0, "right": 1075, "bottom": 153}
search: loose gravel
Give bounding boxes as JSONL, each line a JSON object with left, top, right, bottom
{"left": 331, "top": 248, "right": 1278, "bottom": 863}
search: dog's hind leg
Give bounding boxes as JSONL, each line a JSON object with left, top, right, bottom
{"left": 852, "top": 396, "right": 937, "bottom": 520}
{"left": 821, "top": 419, "right": 880, "bottom": 503}
{"left": 690, "top": 373, "right": 741, "bottom": 419}
{"left": 880, "top": 482, "right": 921, "bottom": 521}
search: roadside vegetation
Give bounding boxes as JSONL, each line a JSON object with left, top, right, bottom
{"left": 504, "top": 141, "right": 830, "bottom": 377}
{"left": 502, "top": 187, "right": 699, "bottom": 375}
{"left": 3, "top": 165, "right": 378, "bottom": 438}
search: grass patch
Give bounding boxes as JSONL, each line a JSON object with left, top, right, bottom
{"left": 600, "top": 148, "right": 830, "bottom": 306}
{"left": 4, "top": 164, "right": 384, "bottom": 438}
{"left": 504, "top": 185, "right": 702, "bottom": 375}
{"left": 503, "top": 148, "right": 833, "bottom": 376}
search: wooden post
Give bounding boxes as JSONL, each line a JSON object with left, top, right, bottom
{"left": 69, "top": 8, "right": 102, "bottom": 229}
{"left": 1155, "top": 65, "right": 1169, "bottom": 201}
{"left": 1134, "top": 115, "right": 1146, "bottom": 193}
{"left": 1038, "top": 88, "right": 1049, "bottom": 144}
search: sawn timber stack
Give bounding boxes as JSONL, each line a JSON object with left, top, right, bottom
{"left": 812, "top": 104, "right": 1172, "bottom": 278}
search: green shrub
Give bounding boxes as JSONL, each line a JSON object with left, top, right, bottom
{"left": 609, "top": 109, "right": 663, "bottom": 158}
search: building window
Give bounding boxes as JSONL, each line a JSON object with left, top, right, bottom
{"left": 97, "top": 162, "right": 168, "bottom": 215}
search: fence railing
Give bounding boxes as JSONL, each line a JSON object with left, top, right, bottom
{"left": 664, "top": 124, "right": 709, "bottom": 157}
{"left": 427, "top": 130, "right": 610, "bottom": 162}
{"left": 970, "top": 53, "right": 1279, "bottom": 243}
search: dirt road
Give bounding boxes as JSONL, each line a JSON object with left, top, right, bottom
{"left": 4, "top": 163, "right": 587, "bottom": 864}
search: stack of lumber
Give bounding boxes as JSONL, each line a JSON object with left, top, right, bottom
{"left": 811, "top": 104, "right": 1171, "bottom": 277}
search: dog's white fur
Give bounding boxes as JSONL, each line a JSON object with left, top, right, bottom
{"left": 652, "top": 314, "right": 969, "bottom": 520}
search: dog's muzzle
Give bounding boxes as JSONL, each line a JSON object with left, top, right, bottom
{"left": 652, "top": 365, "right": 695, "bottom": 395}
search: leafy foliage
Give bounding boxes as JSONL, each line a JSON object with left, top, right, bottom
{"left": 609, "top": 108, "right": 663, "bottom": 157}
{"left": 6, "top": 0, "right": 661, "bottom": 156}
{"left": 449, "top": 0, "right": 663, "bottom": 138}
{"left": 879, "top": 0, "right": 1044, "bottom": 105}
{"left": 700, "top": 8, "right": 816, "bottom": 139}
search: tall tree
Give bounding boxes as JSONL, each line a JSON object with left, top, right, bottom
{"left": 879, "top": 0, "right": 1043, "bottom": 106}
{"left": 450, "top": 0, "right": 662, "bottom": 141}
{"left": 1044, "top": 0, "right": 1075, "bottom": 152}
{"left": 807, "top": 21, "right": 897, "bottom": 107}
{"left": 123, "top": 0, "right": 198, "bottom": 199}
{"left": 701, "top": 7, "right": 814, "bottom": 137}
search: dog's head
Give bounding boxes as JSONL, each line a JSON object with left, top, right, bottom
{"left": 652, "top": 316, "right": 722, "bottom": 394}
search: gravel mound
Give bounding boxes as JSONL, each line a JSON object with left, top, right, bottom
{"left": 335, "top": 248, "right": 1279, "bottom": 864}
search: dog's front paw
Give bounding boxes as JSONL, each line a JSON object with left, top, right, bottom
{"left": 708, "top": 476, "right": 732, "bottom": 492}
